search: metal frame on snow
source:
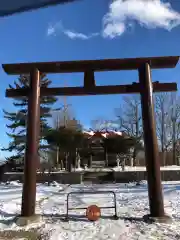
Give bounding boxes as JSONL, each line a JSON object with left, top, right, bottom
{"left": 65, "top": 190, "right": 118, "bottom": 221}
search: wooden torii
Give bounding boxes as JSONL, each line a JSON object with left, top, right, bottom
{"left": 3, "top": 56, "right": 179, "bottom": 220}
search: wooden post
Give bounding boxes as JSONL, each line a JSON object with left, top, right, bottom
{"left": 21, "top": 69, "right": 40, "bottom": 217}
{"left": 139, "top": 63, "right": 165, "bottom": 217}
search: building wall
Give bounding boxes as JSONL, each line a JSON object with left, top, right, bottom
{"left": 135, "top": 151, "right": 176, "bottom": 166}
{"left": 2, "top": 172, "right": 83, "bottom": 184}
{"left": 2, "top": 170, "right": 180, "bottom": 183}
{"left": 114, "top": 170, "right": 180, "bottom": 182}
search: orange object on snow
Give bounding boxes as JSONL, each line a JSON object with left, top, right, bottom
{"left": 86, "top": 205, "right": 101, "bottom": 221}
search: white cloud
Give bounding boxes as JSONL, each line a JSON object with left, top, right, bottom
{"left": 63, "top": 30, "right": 99, "bottom": 40}
{"left": 47, "top": 22, "right": 98, "bottom": 40}
{"left": 47, "top": 22, "right": 62, "bottom": 36}
{"left": 47, "top": 26, "right": 55, "bottom": 36}
{"left": 102, "top": 0, "right": 180, "bottom": 38}
{"left": 47, "top": 0, "right": 180, "bottom": 40}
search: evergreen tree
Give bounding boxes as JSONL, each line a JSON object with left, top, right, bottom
{"left": 45, "top": 126, "right": 85, "bottom": 171}
{"left": 2, "top": 73, "right": 57, "bottom": 163}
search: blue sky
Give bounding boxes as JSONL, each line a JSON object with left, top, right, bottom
{"left": 0, "top": 0, "right": 180, "bottom": 158}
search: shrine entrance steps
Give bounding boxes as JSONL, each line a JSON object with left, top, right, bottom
{"left": 91, "top": 160, "right": 105, "bottom": 168}
{"left": 83, "top": 171, "right": 114, "bottom": 184}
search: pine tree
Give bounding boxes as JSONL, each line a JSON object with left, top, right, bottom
{"left": 48, "top": 109, "right": 83, "bottom": 170}
{"left": 2, "top": 73, "right": 57, "bottom": 163}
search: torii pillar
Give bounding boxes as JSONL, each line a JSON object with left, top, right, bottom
{"left": 21, "top": 69, "right": 40, "bottom": 216}
{"left": 139, "top": 63, "right": 165, "bottom": 219}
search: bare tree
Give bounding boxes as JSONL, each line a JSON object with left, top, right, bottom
{"left": 51, "top": 105, "right": 82, "bottom": 170}
{"left": 167, "top": 93, "right": 180, "bottom": 165}
{"left": 155, "top": 93, "right": 170, "bottom": 153}
{"left": 91, "top": 117, "right": 118, "bottom": 132}
{"left": 115, "top": 95, "right": 142, "bottom": 166}
{"left": 154, "top": 92, "right": 180, "bottom": 165}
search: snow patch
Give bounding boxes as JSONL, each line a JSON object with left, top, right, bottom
{"left": 0, "top": 181, "right": 179, "bottom": 239}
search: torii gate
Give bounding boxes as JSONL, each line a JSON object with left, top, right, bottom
{"left": 3, "top": 56, "right": 179, "bottom": 221}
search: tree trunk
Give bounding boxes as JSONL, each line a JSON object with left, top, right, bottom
{"left": 133, "top": 148, "right": 136, "bottom": 166}
{"left": 172, "top": 119, "right": 177, "bottom": 165}
{"left": 161, "top": 103, "right": 165, "bottom": 166}
{"left": 65, "top": 153, "right": 68, "bottom": 171}
{"left": 133, "top": 104, "right": 139, "bottom": 167}
{"left": 67, "top": 155, "right": 72, "bottom": 172}
{"left": 56, "top": 146, "right": 59, "bottom": 169}
{"left": 161, "top": 151, "right": 165, "bottom": 166}
{"left": 104, "top": 149, "right": 108, "bottom": 167}
{"left": 60, "top": 159, "right": 64, "bottom": 170}
{"left": 121, "top": 158, "right": 125, "bottom": 171}
{"left": 88, "top": 155, "right": 92, "bottom": 168}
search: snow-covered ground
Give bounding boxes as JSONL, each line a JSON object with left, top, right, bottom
{"left": 59, "top": 165, "right": 180, "bottom": 172}
{"left": 0, "top": 181, "right": 180, "bottom": 239}
{"left": 74, "top": 165, "right": 180, "bottom": 172}
{"left": 113, "top": 165, "right": 180, "bottom": 171}
{"left": 6, "top": 165, "right": 180, "bottom": 174}
{"left": 75, "top": 165, "right": 180, "bottom": 172}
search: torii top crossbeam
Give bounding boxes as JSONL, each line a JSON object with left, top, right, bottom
{"left": 0, "top": 0, "right": 79, "bottom": 17}
{"left": 2, "top": 56, "right": 179, "bottom": 74}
